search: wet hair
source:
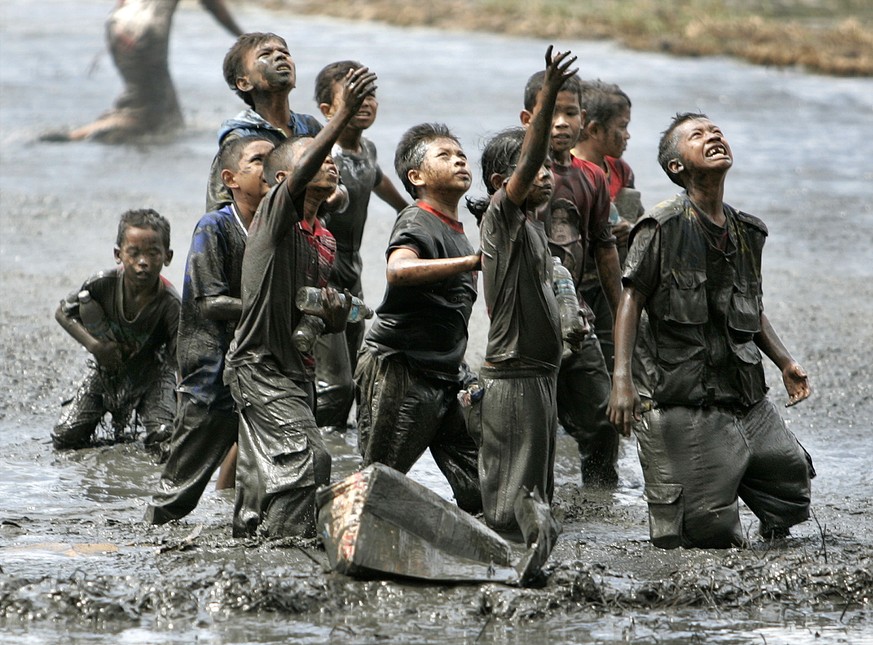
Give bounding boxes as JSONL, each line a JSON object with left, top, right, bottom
{"left": 263, "top": 136, "right": 310, "bottom": 186}
{"left": 658, "top": 112, "right": 708, "bottom": 188}
{"left": 116, "top": 208, "right": 171, "bottom": 251}
{"left": 578, "top": 80, "right": 631, "bottom": 138}
{"left": 218, "top": 135, "right": 272, "bottom": 176}
{"left": 223, "top": 32, "right": 288, "bottom": 109}
{"left": 314, "top": 60, "right": 364, "bottom": 106}
{"left": 523, "top": 70, "right": 583, "bottom": 112}
{"left": 394, "top": 123, "right": 461, "bottom": 199}
{"left": 466, "top": 127, "right": 525, "bottom": 224}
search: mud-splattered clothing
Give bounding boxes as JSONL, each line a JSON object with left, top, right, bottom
{"left": 356, "top": 202, "right": 481, "bottom": 509}
{"left": 205, "top": 109, "right": 323, "bottom": 212}
{"left": 53, "top": 267, "right": 180, "bottom": 449}
{"left": 314, "top": 138, "right": 384, "bottom": 428}
{"left": 547, "top": 161, "right": 620, "bottom": 487}
{"left": 225, "top": 178, "right": 336, "bottom": 538}
{"left": 624, "top": 193, "right": 812, "bottom": 548}
{"left": 472, "top": 186, "right": 561, "bottom": 534}
{"left": 146, "top": 204, "right": 247, "bottom": 524}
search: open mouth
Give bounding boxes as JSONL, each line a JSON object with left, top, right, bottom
{"left": 706, "top": 144, "right": 728, "bottom": 158}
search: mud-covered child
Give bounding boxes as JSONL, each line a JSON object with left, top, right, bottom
{"left": 223, "top": 66, "right": 377, "bottom": 539}
{"left": 310, "top": 60, "right": 408, "bottom": 431}
{"left": 145, "top": 135, "right": 274, "bottom": 525}
{"left": 522, "top": 70, "right": 627, "bottom": 488}
{"left": 354, "top": 123, "right": 482, "bottom": 514}
{"left": 465, "top": 47, "right": 578, "bottom": 537}
{"left": 53, "top": 209, "right": 179, "bottom": 451}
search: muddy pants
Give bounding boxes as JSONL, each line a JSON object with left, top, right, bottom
{"left": 355, "top": 350, "right": 482, "bottom": 514}
{"left": 314, "top": 319, "right": 364, "bottom": 429}
{"left": 52, "top": 362, "right": 175, "bottom": 450}
{"left": 144, "top": 394, "right": 238, "bottom": 524}
{"left": 473, "top": 364, "right": 558, "bottom": 536}
{"left": 557, "top": 334, "right": 621, "bottom": 486}
{"left": 226, "top": 362, "right": 331, "bottom": 538}
{"left": 635, "top": 398, "right": 812, "bottom": 549}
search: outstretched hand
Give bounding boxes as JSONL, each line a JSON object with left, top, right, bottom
{"left": 320, "top": 287, "right": 352, "bottom": 334}
{"left": 783, "top": 361, "right": 811, "bottom": 407}
{"left": 542, "top": 45, "right": 578, "bottom": 94}
{"left": 338, "top": 66, "right": 378, "bottom": 116}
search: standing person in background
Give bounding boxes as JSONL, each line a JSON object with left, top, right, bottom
{"left": 145, "top": 136, "right": 274, "bottom": 525}
{"left": 311, "top": 59, "right": 408, "bottom": 432}
{"left": 609, "top": 112, "right": 814, "bottom": 549}
{"left": 44, "top": 0, "right": 243, "bottom": 143}
{"left": 572, "top": 80, "right": 644, "bottom": 372}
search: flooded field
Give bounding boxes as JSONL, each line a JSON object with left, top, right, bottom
{"left": 1, "top": 0, "right": 872, "bottom": 642}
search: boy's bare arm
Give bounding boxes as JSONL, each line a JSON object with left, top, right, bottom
{"left": 200, "top": 0, "right": 243, "bottom": 37}
{"left": 755, "top": 312, "right": 811, "bottom": 406}
{"left": 55, "top": 304, "right": 124, "bottom": 371}
{"left": 386, "top": 247, "right": 480, "bottom": 287}
{"left": 373, "top": 174, "right": 409, "bottom": 213}
{"left": 607, "top": 286, "right": 646, "bottom": 436}
{"left": 507, "top": 46, "right": 577, "bottom": 206}
{"left": 595, "top": 243, "right": 623, "bottom": 316}
{"left": 200, "top": 295, "right": 242, "bottom": 321}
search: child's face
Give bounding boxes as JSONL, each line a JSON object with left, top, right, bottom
{"left": 114, "top": 226, "right": 171, "bottom": 290}
{"left": 674, "top": 118, "right": 733, "bottom": 176}
{"left": 231, "top": 140, "right": 274, "bottom": 201}
{"left": 328, "top": 80, "right": 378, "bottom": 130}
{"left": 527, "top": 163, "right": 554, "bottom": 208}
{"left": 309, "top": 154, "right": 340, "bottom": 191}
{"left": 550, "top": 90, "right": 583, "bottom": 155}
{"left": 411, "top": 137, "right": 471, "bottom": 196}
{"left": 598, "top": 106, "right": 631, "bottom": 159}
{"left": 240, "top": 38, "right": 296, "bottom": 93}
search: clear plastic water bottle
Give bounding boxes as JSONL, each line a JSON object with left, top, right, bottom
{"left": 292, "top": 314, "right": 326, "bottom": 353}
{"left": 552, "top": 257, "right": 584, "bottom": 342}
{"left": 78, "top": 290, "right": 112, "bottom": 340}
{"left": 295, "top": 287, "right": 374, "bottom": 323}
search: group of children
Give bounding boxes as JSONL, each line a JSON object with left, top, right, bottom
{"left": 55, "top": 32, "right": 814, "bottom": 549}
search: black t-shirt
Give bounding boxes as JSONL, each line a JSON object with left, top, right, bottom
{"left": 365, "top": 202, "right": 477, "bottom": 381}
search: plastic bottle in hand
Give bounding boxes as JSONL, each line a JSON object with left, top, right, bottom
{"left": 292, "top": 314, "right": 326, "bottom": 353}
{"left": 295, "top": 287, "right": 374, "bottom": 323}
{"left": 551, "top": 258, "right": 585, "bottom": 343}
{"left": 78, "top": 290, "right": 112, "bottom": 340}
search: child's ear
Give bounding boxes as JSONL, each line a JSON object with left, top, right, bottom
{"left": 221, "top": 168, "right": 238, "bottom": 189}
{"left": 275, "top": 170, "right": 288, "bottom": 184}
{"left": 667, "top": 158, "right": 684, "bottom": 175}
{"left": 113, "top": 246, "right": 122, "bottom": 264}
{"left": 489, "top": 172, "right": 504, "bottom": 192}
{"left": 235, "top": 75, "right": 253, "bottom": 93}
{"left": 519, "top": 109, "right": 533, "bottom": 128}
{"left": 164, "top": 249, "right": 174, "bottom": 267}
{"left": 408, "top": 168, "right": 425, "bottom": 190}
{"left": 318, "top": 102, "right": 334, "bottom": 120}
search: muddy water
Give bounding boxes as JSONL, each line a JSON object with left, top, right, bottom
{"left": 2, "top": 0, "right": 872, "bottom": 642}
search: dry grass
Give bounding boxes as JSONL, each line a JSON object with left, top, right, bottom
{"left": 266, "top": 0, "right": 873, "bottom": 76}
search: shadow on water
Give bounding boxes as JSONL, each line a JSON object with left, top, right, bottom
{"left": 1, "top": 0, "right": 872, "bottom": 642}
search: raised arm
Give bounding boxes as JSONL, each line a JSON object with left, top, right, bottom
{"left": 507, "top": 46, "right": 577, "bottom": 206}
{"left": 755, "top": 312, "right": 811, "bottom": 406}
{"left": 200, "top": 0, "right": 244, "bottom": 37}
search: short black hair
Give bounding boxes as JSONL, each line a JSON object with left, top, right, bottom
{"left": 217, "top": 135, "right": 272, "bottom": 177}
{"left": 579, "top": 80, "right": 631, "bottom": 129}
{"left": 263, "top": 136, "right": 309, "bottom": 187}
{"left": 466, "top": 127, "right": 526, "bottom": 224}
{"left": 116, "top": 208, "right": 171, "bottom": 251}
{"left": 223, "top": 32, "right": 288, "bottom": 109}
{"left": 314, "top": 59, "right": 364, "bottom": 106}
{"left": 523, "top": 70, "right": 582, "bottom": 112}
{"left": 394, "top": 123, "right": 461, "bottom": 199}
{"left": 658, "top": 112, "right": 708, "bottom": 188}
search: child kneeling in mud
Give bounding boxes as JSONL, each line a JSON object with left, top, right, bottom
{"left": 53, "top": 209, "right": 180, "bottom": 452}
{"left": 465, "top": 47, "right": 579, "bottom": 538}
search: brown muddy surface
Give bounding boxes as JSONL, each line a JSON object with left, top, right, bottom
{"left": 1, "top": 0, "right": 872, "bottom": 643}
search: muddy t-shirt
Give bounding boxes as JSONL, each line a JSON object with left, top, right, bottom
{"left": 64, "top": 267, "right": 180, "bottom": 378}
{"left": 480, "top": 186, "right": 562, "bottom": 369}
{"left": 227, "top": 181, "right": 336, "bottom": 382}
{"left": 323, "top": 137, "right": 383, "bottom": 295}
{"left": 545, "top": 160, "right": 614, "bottom": 303}
{"left": 176, "top": 204, "right": 247, "bottom": 407}
{"left": 365, "top": 202, "right": 477, "bottom": 381}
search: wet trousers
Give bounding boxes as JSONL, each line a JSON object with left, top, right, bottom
{"left": 52, "top": 362, "right": 175, "bottom": 450}
{"left": 354, "top": 350, "right": 482, "bottom": 514}
{"left": 226, "top": 361, "right": 331, "bottom": 538}
{"left": 144, "top": 394, "right": 238, "bottom": 525}
{"left": 473, "top": 365, "right": 558, "bottom": 536}
{"left": 314, "top": 320, "right": 364, "bottom": 429}
{"left": 557, "top": 334, "right": 621, "bottom": 486}
{"left": 635, "top": 398, "right": 812, "bottom": 549}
